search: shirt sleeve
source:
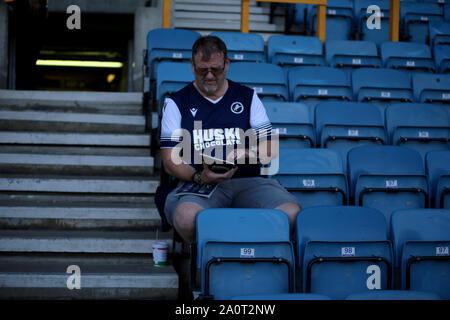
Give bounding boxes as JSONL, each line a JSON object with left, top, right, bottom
{"left": 249, "top": 91, "right": 272, "bottom": 139}
{"left": 160, "top": 98, "right": 182, "bottom": 149}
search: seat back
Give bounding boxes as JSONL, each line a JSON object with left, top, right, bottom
{"left": 385, "top": 103, "right": 450, "bottom": 160}
{"left": 308, "top": 0, "right": 354, "bottom": 40}
{"left": 156, "top": 62, "right": 194, "bottom": 114}
{"left": 295, "top": 206, "right": 392, "bottom": 300}
{"left": 210, "top": 31, "right": 265, "bottom": 63}
{"left": 264, "top": 102, "right": 315, "bottom": 149}
{"left": 267, "top": 35, "right": 324, "bottom": 69}
{"left": 412, "top": 73, "right": 450, "bottom": 107}
{"left": 429, "top": 21, "right": 450, "bottom": 47}
{"left": 270, "top": 148, "right": 347, "bottom": 208}
{"left": 352, "top": 68, "right": 413, "bottom": 113}
{"left": 380, "top": 41, "right": 435, "bottom": 73}
{"left": 196, "top": 208, "right": 295, "bottom": 300}
{"left": 146, "top": 28, "right": 200, "bottom": 79}
{"left": 228, "top": 62, "right": 288, "bottom": 101}
{"left": 400, "top": 2, "right": 444, "bottom": 43}
{"left": 353, "top": 0, "right": 390, "bottom": 45}
{"left": 433, "top": 44, "right": 450, "bottom": 73}
{"left": 391, "top": 209, "right": 450, "bottom": 299}
{"left": 325, "top": 40, "right": 381, "bottom": 69}
{"left": 315, "top": 101, "right": 386, "bottom": 168}
{"left": 348, "top": 145, "right": 428, "bottom": 225}
{"left": 288, "top": 66, "right": 352, "bottom": 108}
{"left": 426, "top": 150, "right": 450, "bottom": 208}
{"left": 346, "top": 290, "right": 441, "bottom": 300}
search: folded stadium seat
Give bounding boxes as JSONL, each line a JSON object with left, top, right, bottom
{"left": 264, "top": 102, "right": 315, "bottom": 149}
{"left": 353, "top": 0, "right": 390, "bottom": 45}
{"left": 385, "top": 103, "right": 450, "bottom": 160}
{"left": 412, "top": 73, "right": 450, "bottom": 108}
{"left": 433, "top": 44, "right": 450, "bottom": 73}
{"left": 268, "top": 148, "right": 348, "bottom": 208}
{"left": 391, "top": 209, "right": 450, "bottom": 299}
{"left": 345, "top": 290, "right": 441, "bottom": 300}
{"left": 351, "top": 68, "right": 414, "bottom": 114}
{"left": 380, "top": 41, "right": 436, "bottom": 74}
{"left": 400, "top": 1, "right": 444, "bottom": 43}
{"left": 231, "top": 293, "right": 331, "bottom": 300}
{"left": 426, "top": 150, "right": 450, "bottom": 208}
{"left": 325, "top": 40, "right": 382, "bottom": 71}
{"left": 146, "top": 28, "right": 201, "bottom": 80}
{"left": 156, "top": 62, "right": 194, "bottom": 116}
{"left": 446, "top": 3, "right": 450, "bottom": 21}
{"left": 293, "top": 4, "right": 309, "bottom": 29}
{"left": 227, "top": 62, "right": 289, "bottom": 102}
{"left": 267, "top": 35, "right": 324, "bottom": 72}
{"left": 209, "top": 31, "right": 265, "bottom": 63}
{"left": 295, "top": 206, "right": 393, "bottom": 300}
{"left": 348, "top": 145, "right": 429, "bottom": 228}
{"left": 195, "top": 208, "right": 295, "bottom": 300}
{"left": 307, "top": 0, "right": 354, "bottom": 40}
{"left": 429, "top": 21, "right": 450, "bottom": 47}
{"left": 288, "top": 66, "right": 352, "bottom": 110}
{"left": 314, "top": 101, "right": 386, "bottom": 169}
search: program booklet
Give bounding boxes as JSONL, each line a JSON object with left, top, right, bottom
{"left": 175, "top": 182, "right": 218, "bottom": 198}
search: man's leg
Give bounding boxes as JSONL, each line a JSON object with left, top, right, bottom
{"left": 275, "top": 202, "right": 301, "bottom": 234}
{"left": 172, "top": 202, "right": 204, "bottom": 243}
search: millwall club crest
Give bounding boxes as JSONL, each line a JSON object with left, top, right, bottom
{"left": 231, "top": 102, "right": 244, "bottom": 114}
{"left": 190, "top": 108, "right": 198, "bottom": 117}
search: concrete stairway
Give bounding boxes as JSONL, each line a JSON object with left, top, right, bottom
{"left": 173, "top": 0, "right": 287, "bottom": 42}
{"left": 0, "top": 89, "right": 177, "bottom": 300}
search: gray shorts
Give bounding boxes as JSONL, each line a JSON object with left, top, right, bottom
{"left": 164, "top": 177, "right": 299, "bottom": 226}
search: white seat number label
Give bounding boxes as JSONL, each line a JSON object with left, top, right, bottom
{"left": 303, "top": 179, "right": 315, "bottom": 187}
{"left": 240, "top": 248, "right": 255, "bottom": 258}
{"left": 436, "top": 247, "right": 449, "bottom": 256}
{"left": 386, "top": 180, "right": 398, "bottom": 188}
{"left": 294, "top": 57, "right": 304, "bottom": 64}
{"left": 172, "top": 52, "right": 183, "bottom": 59}
{"left": 342, "top": 247, "right": 355, "bottom": 257}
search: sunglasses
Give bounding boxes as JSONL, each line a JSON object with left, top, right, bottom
{"left": 193, "top": 63, "right": 225, "bottom": 77}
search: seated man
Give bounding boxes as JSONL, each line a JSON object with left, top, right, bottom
{"left": 160, "top": 35, "right": 301, "bottom": 243}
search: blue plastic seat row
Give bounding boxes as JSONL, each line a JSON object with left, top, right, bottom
{"left": 268, "top": 147, "right": 450, "bottom": 215}
{"left": 194, "top": 206, "right": 449, "bottom": 300}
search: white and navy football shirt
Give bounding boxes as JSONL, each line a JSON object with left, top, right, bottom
{"left": 160, "top": 79, "right": 272, "bottom": 178}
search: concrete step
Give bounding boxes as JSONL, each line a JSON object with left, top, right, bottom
{"left": 0, "top": 175, "right": 159, "bottom": 194}
{"left": 0, "top": 153, "right": 154, "bottom": 176}
{"left": 0, "top": 230, "right": 172, "bottom": 254}
{"left": 0, "top": 90, "right": 143, "bottom": 115}
{"left": 175, "top": 0, "right": 258, "bottom": 6}
{"left": 0, "top": 145, "right": 151, "bottom": 157}
{"left": 174, "top": 3, "right": 274, "bottom": 14}
{"left": 0, "top": 132, "right": 151, "bottom": 147}
{"left": 174, "top": 18, "right": 285, "bottom": 33}
{"left": 0, "top": 254, "right": 178, "bottom": 299}
{"left": 174, "top": 10, "right": 272, "bottom": 23}
{"left": 0, "top": 205, "right": 160, "bottom": 230}
{"left": 0, "top": 111, "right": 146, "bottom": 133}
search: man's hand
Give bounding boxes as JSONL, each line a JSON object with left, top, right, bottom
{"left": 201, "top": 162, "right": 238, "bottom": 185}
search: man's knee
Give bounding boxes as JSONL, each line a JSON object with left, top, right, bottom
{"left": 173, "top": 202, "right": 204, "bottom": 242}
{"left": 275, "top": 202, "right": 301, "bottom": 230}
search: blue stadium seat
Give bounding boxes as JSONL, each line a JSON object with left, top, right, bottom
{"left": 445, "top": 3, "right": 450, "bottom": 21}
{"left": 391, "top": 209, "right": 450, "bottom": 299}
{"left": 314, "top": 101, "right": 386, "bottom": 168}
{"left": 400, "top": 1, "right": 444, "bottom": 43}
{"left": 231, "top": 293, "right": 331, "bottom": 300}
{"left": 325, "top": 40, "right": 381, "bottom": 70}
{"left": 269, "top": 148, "right": 348, "bottom": 208}
{"left": 412, "top": 73, "right": 450, "bottom": 108}
{"left": 295, "top": 206, "right": 393, "bottom": 300}
{"left": 196, "top": 208, "right": 295, "bottom": 300}
{"left": 227, "top": 62, "right": 288, "bottom": 101}
{"left": 146, "top": 28, "right": 200, "bottom": 80}
{"left": 156, "top": 62, "right": 194, "bottom": 115}
{"left": 209, "top": 31, "right": 265, "bottom": 63}
{"left": 307, "top": 0, "right": 354, "bottom": 40}
{"left": 346, "top": 290, "right": 441, "bottom": 300}
{"left": 429, "top": 21, "right": 450, "bottom": 47}
{"left": 267, "top": 35, "right": 324, "bottom": 70}
{"left": 385, "top": 103, "right": 450, "bottom": 160}
{"left": 264, "top": 102, "right": 315, "bottom": 149}
{"left": 426, "top": 150, "right": 450, "bottom": 208}
{"left": 348, "top": 146, "right": 428, "bottom": 227}
{"left": 353, "top": 0, "right": 390, "bottom": 45}
{"left": 380, "top": 41, "right": 435, "bottom": 73}
{"left": 352, "top": 68, "right": 413, "bottom": 114}
{"left": 288, "top": 66, "right": 352, "bottom": 108}
{"left": 433, "top": 44, "right": 450, "bottom": 73}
